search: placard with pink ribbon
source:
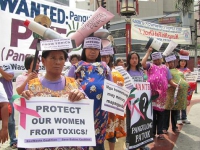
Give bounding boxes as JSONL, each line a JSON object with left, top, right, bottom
{"left": 14, "top": 97, "right": 95, "bottom": 148}
{"left": 126, "top": 82, "right": 153, "bottom": 149}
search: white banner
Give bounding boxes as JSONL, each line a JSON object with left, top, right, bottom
{"left": 0, "top": 0, "right": 93, "bottom": 73}
{"left": 101, "top": 80, "right": 129, "bottom": 116}
{"left": 15, "top": 97, "right": 95, "bottom": 148}
{"left": 131, "top": 18, "right": 191, "bottom": 44}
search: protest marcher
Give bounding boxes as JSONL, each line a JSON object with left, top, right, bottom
{"left": 176, "top": 55, "right": 196, "bottom": 124}
{"left": 21, "top": 39, "right": 86, "bottom": 150}
{"left": 114, "top": 58, "right": 125, "bottom": 68}
{"left": 163, "top": 54, "right": 189, "bottom": 134}
{"left": 0, "top": 65, "right": 17, "bottom": 148}
{"left": 101, "top": 47, "right": 126, "bottom": 150}
{"left": 16, "top": 55, "right": 40, "bottom": 95}
{"left": 141, "top": 47, "right": 178, "bottom": 140}
{"left": 0, "top": 82, "right": 9, "bottom": 144}
{"left": 68, "top": 36, "right": 112, "bottom": 150}
{"left": 126, "top": 51, "right": 150, "bottom": 150}
{"left": 69, "top": 54, "right": 81, "bottom": 65}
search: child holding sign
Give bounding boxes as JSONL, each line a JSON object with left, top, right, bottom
{"left": 68, "top": 36, "right": 112, "bottom": 150}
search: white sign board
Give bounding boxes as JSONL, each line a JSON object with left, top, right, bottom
{"left": 184, "top": 72, "right": 198, "bottom": 82}
{"left": 101, "top": 80, "right": 129, "bottom": 116}
{"left": 14, "top": 97, "right": 95, "bottom": 148}
{"left": 194, "top": 68, "right": 200, "bottom": 81}
{"left": 115, "top": 66, "right": 135, "bottom": 90}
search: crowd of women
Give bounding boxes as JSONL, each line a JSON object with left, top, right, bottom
{"left": 0, "top": 33, "right": 197, "bottom": 150}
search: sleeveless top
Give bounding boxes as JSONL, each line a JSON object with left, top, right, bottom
{"left": 147, "top": 64, "right": 168, "bottom": 111}
{"left": 26, "top": 77, "right": 85, "bottom": 150}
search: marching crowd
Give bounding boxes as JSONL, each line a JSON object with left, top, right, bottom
{"left": 0, "top": 33, "right": 196, "bottom": 150}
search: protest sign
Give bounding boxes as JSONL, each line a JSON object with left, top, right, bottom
{"left": 184, "top": 72, "right": 198, "bottom": 82}
{"left": 101, "top": 80, "right": 129, "bottom": 116}
{"left": 193, "top": 68, "right": 200, "bottom": 81}
{"left": 14, "top": 97, "right": 95, "bottom": 148}
{"left": 128, "top": 82, "right": 153, "bottom": 149}
{"left": 115, "top": 66, "right": 135, "bottom": 90}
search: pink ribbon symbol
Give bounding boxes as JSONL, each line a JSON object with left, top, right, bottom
{"left": 124, "top": 88, "right": 145, "bottom": 120}
{"left": 13, "top": 98, "right": 41, "bottom": 129}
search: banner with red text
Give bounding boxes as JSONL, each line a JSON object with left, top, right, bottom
{"left": 0, "top": 0, "right": 93, "bottom": 74}
{"left": 131, "top": 18, "right": 191, "bottom": 44}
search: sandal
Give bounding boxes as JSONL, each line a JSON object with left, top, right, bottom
{"left": 158, "top": 134, "right": 165, "bottom": 140}
{"left": 163, "top": 129, "right": 168, "bottom": 134}
{"left": 10, "top": 143, "right": 17, "bottom": 149}
{"left": 173, "top": 129, "right": 180, "bottom": 133}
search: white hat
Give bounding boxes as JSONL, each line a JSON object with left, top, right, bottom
{"left": 165, "top": 54, "right": 176, "bottom": 62}
{"left": 179, "top": 55, "right": 189, "bottom": 60}
{"left": 151, "top": 52, "right": 162, "bottom": 60}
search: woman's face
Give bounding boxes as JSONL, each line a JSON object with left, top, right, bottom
{"left": 117, "top": 60, "right": 125, "bottom": 67}
{"left": 168, "top": 61, "right": 175, "bottom": 69}
{"left": 70, "top": 57, "right": 79, "bottom": 65}
{"left": 101, "top": 55, "right": 110, "bottom": 65}
{"left": 30, "top": 59, "right": 40, "bottom": 71}
{"left": 180, "top": 60, "right": 186, "bottom": 68}
{"left": 85, "top": 48, "right": 100, "bottom": 62}
{"left": 130, "top": 54, "right": 139, "bottom": 67}
{"left": 153, "top": 59, "right": 162, "bottom": 66}
{"left": 42, "top": 51, "right": 65, "bottom": 75}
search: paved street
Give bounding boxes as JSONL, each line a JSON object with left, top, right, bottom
{"left": 0, "top": 83, "right": 200, "bottom": 149}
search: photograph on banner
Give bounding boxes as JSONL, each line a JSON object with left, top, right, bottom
{"left": 101, "top": 80, "right": 129, "bottom": 116}
{"left": 184, "top": 72, "right": 198, "bottom": 82}
{"left": 115, "top": 66, "right": 135, "bottom": 90}
{"left": 14, "top": 97, "right": 95, "bottom": 148}
{"left": 131, "top": 18, "right": 191, "bottom": 44}
{"left": 128, "top": 82, "right": 153, "bottom": 149}
{"left": 0, "top": 0, "right": 93, "bottom": 75}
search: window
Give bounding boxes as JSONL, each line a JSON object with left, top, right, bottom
{"left": 54, "top": 0, "right": 69, "bottom": 6}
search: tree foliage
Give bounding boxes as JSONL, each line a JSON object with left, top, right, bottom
{"left": 176, "top": 0, "right": 194, "bottom": 16}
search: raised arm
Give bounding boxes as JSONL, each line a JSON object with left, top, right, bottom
{"left": 141, "top": 47, "right": 153, "bottom": 69}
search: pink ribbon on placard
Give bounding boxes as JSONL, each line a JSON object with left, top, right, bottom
{"left": 13, "top": 98, "right": 41, "bottom": 129}
{"left": 124, "top": 88, "right": 145, "bottom": 120}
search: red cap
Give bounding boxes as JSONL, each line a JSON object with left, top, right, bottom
{"left": 24, "top": 20, "right": 30, "bottom": 27}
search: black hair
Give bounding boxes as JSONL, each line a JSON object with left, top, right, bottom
{"left": 69, "top": 54, "right": 81, "bottom": 62}
{"left": 24, "top": 55, "right": 40, "bottom": 70}
{"left": 176, "top": 59, "right": 187, "bottom": 68}
{"left": 107, "top": 55, "right": 114, "bottom": 68}
{"left": 42, "top": 50, "right": 68, "bottom": 60}
{"left": 114, "top": 58, "right": 124, "bottom": 66}
{"left": 126, "top": 51, "right": 141, "bottom": 71}
{"left": 81, "top": 48, "right": 101, "bottom": 62}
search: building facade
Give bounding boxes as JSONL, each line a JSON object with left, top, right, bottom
{"left": 45, "top": 0, "right": 195, "bottom": 59}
